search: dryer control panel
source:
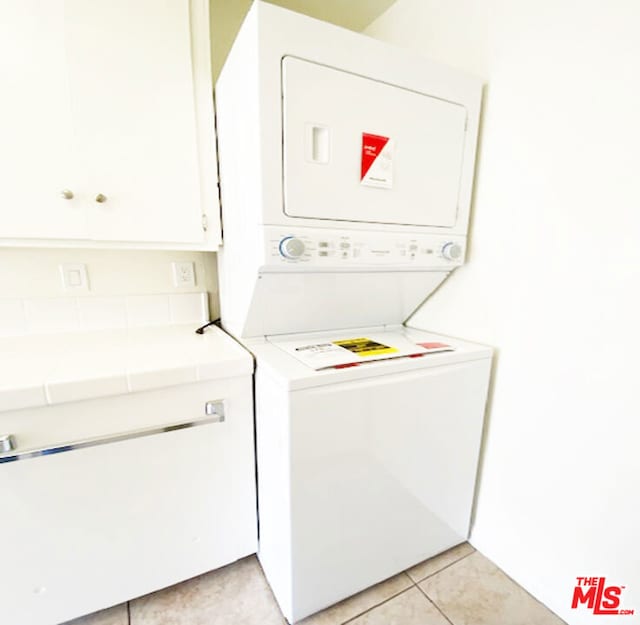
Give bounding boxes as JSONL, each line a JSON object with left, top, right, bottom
{"left": 263, "top": 226, "right": 465, "bottom": 270}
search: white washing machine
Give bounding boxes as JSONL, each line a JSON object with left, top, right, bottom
{"left": 215, "top": 3, "right": 491, "bottom": 622}
{"left": 246, "top": 326, "right": 491, "bottom": 621}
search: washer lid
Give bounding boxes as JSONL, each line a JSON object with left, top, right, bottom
{"left": 271, "top": 329, "right": 453, "bottom": 371}
{"left": 247, "top": 326, "right": 492, "bottom": 391}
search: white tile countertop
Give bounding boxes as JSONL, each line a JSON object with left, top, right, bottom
{"left": 0, "top": 324, "right": 253, "bottom": 413}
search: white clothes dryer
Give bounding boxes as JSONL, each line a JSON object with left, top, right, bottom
{"left": 215, "top": 3, "right": 491, "bottom": 622}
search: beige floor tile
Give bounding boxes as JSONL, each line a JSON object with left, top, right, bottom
{"left": 406, "top": 542, "right": 475, "bottom": 583}
{"left": 129, "top": 556, "right": 286, "bottom": 625}
{"left": 298, "top": 572, "right": 413, "bottom": 625}
{"left": 63, "top": 604, "right": 128, "bottom": 625}
{"left": 348, "top": 587, "right": 450, "bottom": 625}
{"left": 419, "top": 551, "right": 566, "bottom": 625}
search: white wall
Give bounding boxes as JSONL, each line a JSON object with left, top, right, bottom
{"left": 209, "top": 0, "right": 397, "bottom": 80}
{"left": 210, "top": 0, "right": 251, "bottom": 80}
{"left": 367, "top": 2, "right": 640, "bottom": 623}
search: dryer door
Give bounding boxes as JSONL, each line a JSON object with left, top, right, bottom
{"left": 282, "top": 56, "right": 468, "bottom": 228}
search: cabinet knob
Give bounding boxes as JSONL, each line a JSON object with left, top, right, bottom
{"left": 95, "top": 193, "right": 107, "bottom": 203}
{"left": 0, "top": 434, "right": 16, "bottom": 453}
{"left": 60, "top": 189, "right": 74, "bottom": 200}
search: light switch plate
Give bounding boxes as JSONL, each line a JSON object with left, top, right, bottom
{"left": 59, "top": 263, "right": 89, "bottom": 293}
{"left": 172, "top": 261, "right": 196, "bottom": 288}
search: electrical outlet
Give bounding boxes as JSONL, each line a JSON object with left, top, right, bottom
{"left": 172, "top": 261, "right": 196, "bottom": 288}
{"left": 60, "top": 263, "right": 90, "bottom": 293}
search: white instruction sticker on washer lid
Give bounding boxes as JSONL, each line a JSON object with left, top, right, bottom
{"left": 291, "top": 343, "right": 345, "bottom": 368}
{"left": 295, "top": 343, "right": 343, "bottom": 355}
{"left": 361, "top": 133, "right": 393, "bottom": 189}
{"left": 272, "top": 332, "right": 429, "bottom": 371}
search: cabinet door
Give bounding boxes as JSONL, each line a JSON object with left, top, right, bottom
{"left": 0, "top": 378, "right": 257, "bottom": 625}
{"left": 0, "top": 1, "right": 87, "bottom": 240}
{"left": 65, "top": 0, "right": 209, "bottom": 244}
{"left": 2, "top": 426, "right": 236, "bottom": 625}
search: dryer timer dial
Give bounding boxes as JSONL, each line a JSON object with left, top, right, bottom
{"left": 279, "top": 236, "right": 306, "bottom": 259}
{"left": 441, "top": 242, "right": 463, "bottom": 261}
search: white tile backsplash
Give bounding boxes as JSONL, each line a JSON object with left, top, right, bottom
{"left": 169, "top": 293, "right": 208, "bottom": 325}
{"left": 0, "top": 293, "right": 209, "bottom": 338}
{"left": 78, "top": 297, "right": 128, "bottom": 331}
{"left": 0, "top": 299, "right": 27, "bottom": 336}
{"left": 126, "top": 295, "right": 171, "bottom": 328}
{"left": 24, "top": 298, "right": 80, "bottom": 335}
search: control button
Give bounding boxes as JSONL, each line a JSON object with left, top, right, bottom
{"left": 318, "top": 251, "right": 329, "bottom": 257}
{"left": 340, "top": 242, "right": 351, "bottom": 249}
{"left": 409, "top": 244, "right": 418, "bottom": 252}
{"left": 319, "top": 241, "right": 329, "bottom": 248}
{"left": 279, "top": 236, "right": 306, "bottom": 259}
{"left": 441, "top": 242, "right": 463, "bottom": 261}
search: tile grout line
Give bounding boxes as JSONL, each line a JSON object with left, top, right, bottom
{"left": 418, "top": 548, "right": 568, "bottom": 625}
{"left": 473, "top": 553, "right": 569, "bottom": 625}
{"left": 339, "top": 575, "right": 415, "bottom": 625}
{"left": 337, "top": 549, "right": 476, "bottom": 625}
{"left": 410, "top": 549, "right": 476, "bottom": 585}
{"left": 415, "top": 583, "right": 456, "bottom": 625}
{"left": 409, "top": 551, "right": 478, "bottom": 625}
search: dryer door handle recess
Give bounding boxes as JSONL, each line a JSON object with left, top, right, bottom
{"left": 305, "top": 123, "right": 330, "bottom": 164}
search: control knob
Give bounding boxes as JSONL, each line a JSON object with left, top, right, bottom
{"left": 441, "top": 242, "right": 463, "bottom": 261}
{"left": 279, "top": 236, "right": 306, "bottom": 259}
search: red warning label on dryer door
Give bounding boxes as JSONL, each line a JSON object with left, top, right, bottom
{"left": 361, "top": 133, "right": 393, "bottom": 189}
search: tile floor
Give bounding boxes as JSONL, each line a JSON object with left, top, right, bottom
{"left": 65, "top": 544, "right": 567, "bottom": 625}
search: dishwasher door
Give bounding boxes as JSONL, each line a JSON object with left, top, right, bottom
{"left": 0, "top": 378, "right": 257, "bottom": 625}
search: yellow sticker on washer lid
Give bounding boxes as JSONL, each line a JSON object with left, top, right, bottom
{"left": 333, "top": 337, "right": 398, "bottom": 358}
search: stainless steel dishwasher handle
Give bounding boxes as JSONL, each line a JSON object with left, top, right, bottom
{"left": 0, "top": 434, "right": 16, "bottom": 453}
{"left": 0, "top": 400, "right": 226, "bottom": 464}
{"left": 205, "top": 400, "right": 225, "bottom": 421}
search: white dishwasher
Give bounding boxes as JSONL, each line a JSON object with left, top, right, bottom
{"left": 0, "top": 328, "right": 257, "bottom": 625}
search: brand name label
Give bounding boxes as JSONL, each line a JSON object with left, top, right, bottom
{"left": 571, "top": 577, "right": 634, "bottom": 616}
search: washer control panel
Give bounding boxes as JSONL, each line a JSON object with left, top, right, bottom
{"left": 265, "top": 227, "right": 466, "bottom": 269}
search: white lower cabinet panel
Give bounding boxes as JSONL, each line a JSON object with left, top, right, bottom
{"left": 0, "top": 379, "right": 257, "bottom": 625}
{"left": 256, "top": 357, "right": 491, "bottom": 622}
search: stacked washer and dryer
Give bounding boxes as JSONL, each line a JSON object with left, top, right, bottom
{"left": 215, "top": 3, "right": 492, "bottom": 622}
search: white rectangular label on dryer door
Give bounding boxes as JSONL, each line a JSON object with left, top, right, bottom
{"left": 361, "top": 133, "right": 393, "bottom": 189}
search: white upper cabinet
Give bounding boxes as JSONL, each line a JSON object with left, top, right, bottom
{"left": 0, "top": 1, "right": 86, "bottom": 240}
{"left": 0, "top": 0, "right": 220, "bottom": 249}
